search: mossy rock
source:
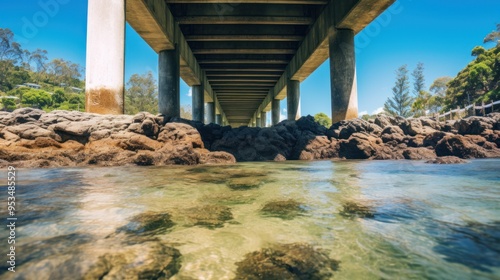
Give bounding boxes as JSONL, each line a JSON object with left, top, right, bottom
{"left": 234, "top": 243, "right": 339, "bottom": 280}
{"left": 226, "top": 177, "right": 262, "bottom": 190}
{"left": 116, "top": 212, "right": 174, "bottom": 235}
{"left": 339, "top": 201, "right": 375, "bottom": 219}
{"left": 260, "top": 199, "right": 306, "bottom": 220}
{"left": 201, "top": 192, "right": 257, "bottom": 205}
{"left": 186, "top": 205, "right": 233, "bottom": 229}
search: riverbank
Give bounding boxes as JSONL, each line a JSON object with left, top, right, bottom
{"left": 0, "top": 108, "right": 499, "bottom": 168}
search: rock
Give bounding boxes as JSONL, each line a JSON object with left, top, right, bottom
{"left": 339, "top": 133, "right": 382, "bottom": 159}
{"left": 227, "top": 177, "right": 262, "bottom": 190}
{"left": 198, "top": 151, "right": 236, "bottom": 164}
{"left": 435, "top": 135, "right": 489, "bottom": 159}
{"left": 426, "top": 156, "right": 468, "bottom": 164}
{"left": 402, "top": 147, "right": 436, "bottom": 160}
{"left": 332, "top": 118, "right": 383, "bottom": 139}
{"left": 260, "top": 199, "right": 306, "bottom": 219}
{"left": 456, "top": 117, "right": 495, "bottom": 135}
{"left": 116, "top": 212, "right": 174, "bottom": 235}
{"left": 185, "top": 205, "right": 233, "bottom": 229}
{"left": 234, "top": 243, "right": 339, "bottom": 280}
{"left": 158, "top": 122, "right": 204, "bottom": 149}
{"left": 375, "top": 114, "right": 398, "bottom": 128}
{"left": 339, "top": 201, "right": 375, "bottom": 218}
{"left": 400, "top": 118, "right": 437, "bottom": 136}
{"left": 5, "top": 123, "right": 58, "bottom": 140}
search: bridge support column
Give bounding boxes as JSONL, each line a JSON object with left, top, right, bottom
{"left": 85, "top": 0, "right": 125, "bottom": 114}
{"left": 329, "top": 29, "right": 358, "bottom": 123}
{"left": 261, "top": 112, "right": 267, "bottom": 127}
{"left": 272, "top": 99, "right": 280, "bottom": 125}
{"left": 206, "top": 102, "right": 215, "bottom": 124}
{"left": 159, "top": 46, "right": 180, "bottom": 118}
{"left": 256, "top": 116, "right": 262, "bottom": 127}
{"left": 215, "top": 114, "right": 222, "bottom": 125}
{"left": 192, "top": 84, "right": 204, "bottom": 122}
{"left": 287, "top": 79, "right": 300, "bottom": 121}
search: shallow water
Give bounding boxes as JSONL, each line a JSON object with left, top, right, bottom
{"left": 1, "top": 159, "right": 499, "bottom": 279}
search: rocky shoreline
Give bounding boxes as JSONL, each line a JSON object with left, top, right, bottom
{"left": 0, "top": 108, "right": 499, "bottom": 168}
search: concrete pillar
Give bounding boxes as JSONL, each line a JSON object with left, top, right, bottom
{"left": 256, "top": 116, "right": 261, "bottom": 127}
{"left": 192, "top": 84, "right": 204, "bottom": 122}
{"left": 272, "top": 99, "right": 280, "bottom": 125}
{"left": 215, "top": 114, "right": 222, "bottom": 125}
{"left": 85, "top": 0, "right": 125, "bottom": 114}
{"left": 261, "top": 112, "right": 267, "bottom": 127}
{"left": 287, "top": 79, "right": 300, "bottom": 121}
{"left": 329, "top": 29, "right": 358, "bottom": 123}
{"left": 206, "top": 102, "right": 215, "bottom": 124}
{"left": 159, "top": 46, "right": 180, "bottom": 117}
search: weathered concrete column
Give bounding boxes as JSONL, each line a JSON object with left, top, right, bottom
{"left": 159, "top": 46, "right": 180, "bottom": 118}
{"left": 85, "top": 0, "right": 125, "bottom": 114}
{"left": 206, "top": 102, "right": 215, "bottom": 124}
{"left": 287, "top": 79, "right": 300, "bottom": 121}
{"left": 215, "top": 114, "right": 222, "bottom": 125}
{"left": 329, "top": 29, "right": 358, "bottom": 123}
{"left": 256, "top": 116, "right": 262, "bottom": 127}
{"left": 261, "top": 112, "right": 267, "bottom": 127}
{"left": 272, "top": 99, "right": 280, "bottom": 125}
{"left": 192, "top": 84, "right": 204, "bottom": 122}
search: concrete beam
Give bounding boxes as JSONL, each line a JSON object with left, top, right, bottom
{"left": 166, "top": 0, "right": 327, "bottom": 4}
{"left": 159, "top": 48, "right": 180, "bottom": 117}
{"left": 85, "top": 0, "right": 125, "bottom": 115}
{"left": 177, "top": 16, "right": 313, "bottom": 25}
{"left": 192, "top": 84, "right": 204, "bottom": 122}
{"left": 186, "top": 35, "right": 303, "bottom": 42}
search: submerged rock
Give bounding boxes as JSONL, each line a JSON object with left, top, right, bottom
{"left": 116, "top": 212, "right": 175, "bottom": 235}
{"left": 234, "top": 243, "right": 339, "bottom": 280}
{"left": 202, "top": 192, "right": 257, "bottom": 205}
{"left": 84, "top": 240, "right": 182, "bottom": 280}
{"left": 227, "top": 177, "right": 263, "bottom": 190}
{"left": 426, "top": 156, "right": 468, "bottom": 164}
{"left": 260, "top": 199, "right": 306, "bottom": 219}
{"left": 186, "top": 205, "right": 233, "bottom": 228}
{"left": 339, "top": 201, "right": 375, "bottom": 219}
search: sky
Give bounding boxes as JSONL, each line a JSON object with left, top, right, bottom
{"left": 0, "top": 0, "right": 499, "bottom": 120}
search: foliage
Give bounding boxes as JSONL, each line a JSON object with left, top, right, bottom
{"left": 21, "top": 89, "right": 52, "bottom": 108}
{"left": 412, "top": 62, "right": 425, "bottom": 97}
{"left": 125, "top": 71, "right": 158, "bottom": 114}
{"left": 411, "top": 90, "right": 432, "bottom": 117}
{"left": 1, "top": 98, "right": 16, "bottom": 111}
{"left": 52, "top": 89, "right": 66, "bottom": 104}
{"left": 314, "top": 112, "right": 332, "bottom": 127}
{"left": 180, "top": 104, "right": 192, "bottom": 120}
{"left": 384, "top": 65, "right": 413, "bottom": 118}
{"left": 484, "top": 23, "right": 500, "bottom": 47}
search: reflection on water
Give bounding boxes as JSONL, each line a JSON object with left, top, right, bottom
{"left": 0, "top": 159, "right": 499, "bottom": 279}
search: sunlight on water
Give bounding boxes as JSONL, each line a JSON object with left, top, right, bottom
{"left": 0, "top": 159, "right": 499, "bottom": 279}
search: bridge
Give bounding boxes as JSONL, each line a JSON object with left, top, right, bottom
{"left": 85, "top": 0, "right": 395, "bottom": 127}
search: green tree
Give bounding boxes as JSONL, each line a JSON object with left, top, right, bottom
{"left": 484, "top": 23, "right": 500, "bottom": 47}
{"left": 412, "top": 62, "right": 425, "bottom": 97}
{"left": 314, "top": 112, "right": 332, "bottom": 127}
{"left": 384, "top": 65, "right": 413, "bottom": 118}
{"left": 1, "top": 98, "right": 17, "bottom": 111}
{"left": 21, "top": 89, "right": 52, "bottom": 108}
{"left": 125, "top": 71, "right": 158, "bottom": 114}
{"left": 428, "top": 76, "right": 452, "bottom": 113}
{"left": 471, "top": 46, "right": 486, "bottom": 57}
{"left": 180, "top": 104, "right": 192, "bottom": 119}
{"left": 52, "top": 89, "right": 66, "bottom": 104}
{"left": 411, "top": 90, "right": 431, "bottom": 117}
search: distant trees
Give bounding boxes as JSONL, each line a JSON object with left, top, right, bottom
{"left": 484, "top": 23, "right": 500, "bottom": 46}
{"left": 180, "top": 104, "right": 192, "bottom": 120}
{"left": 384, "top": 65, "right": 413, "bottom": 117}
{"left": 428, "top": 76, "right": 452, "bottom": 114}
{"left": 125, "top": 71, "right": 158, "bottom": 114}
{"left": 314, "top": 112, "right": 332, "bottom": 127}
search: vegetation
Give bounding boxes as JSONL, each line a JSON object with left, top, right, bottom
{"left": 384, "top": 65, "right": 413, "bottom": 118}
{"left": 314, "top": 112, "right": 332, "bottom": 128}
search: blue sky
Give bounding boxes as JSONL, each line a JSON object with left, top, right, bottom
{"left": 0, "top": 0, "right": 499, "bottom": 118}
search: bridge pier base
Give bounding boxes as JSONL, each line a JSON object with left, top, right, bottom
{"left": 85, "top": 0, "right": 125, "bottom": 114}
{"left": 287, "top": 79, "right": 300, "bottom": 121}
{"left": 192, "top": 84, "right": 204, "bottom": 122}
{"left": 206, "top": 102, "right": 215, "bottom": 124}
{"left": 261, "top": 112, "right": 267, "bottom": 127}
{"left": 272, "top": 99, "right": 280, "bottom": 125}
{"left": 330, "top": 29, "right": 358, "bottom": 123}
{"left": 159, "top": 47, "right": 180, "bottom": 118}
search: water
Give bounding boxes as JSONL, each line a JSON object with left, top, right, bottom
{"left": 1, "top": 159, "right": 499, "bottom": 279}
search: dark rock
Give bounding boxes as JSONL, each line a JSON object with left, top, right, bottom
{"left": 116, "top": 212, "right": 174, "bottom": 235}
{"left": 260, "top": 199, "right": 306, "bottom": 219}
{"left": 339, "top": 133, "right": 382, "bottom": 159}
{"left": 185, "top": 205, "right": 233, "bottom": 229}
{"left": 402, "top": 147, "right": 437, "bottom": 160}
{"left": 456, "top": 117, "right": 494, "bottom": 135}
{"left": 426, "top": 156, "right": 468, "bottom": 164}
{"left": 234, "top": 243, "right": 339, "bottom": 280}
{"left": 339, "top": 201, "right": 375, "bottom": 218}
{"left": 435, "top": 135, "right": 489, "bottom": 158}
{"left": 227, "top": 177, "right": 262, "bottom": 190}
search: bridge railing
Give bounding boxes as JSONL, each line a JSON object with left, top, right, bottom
{"left": 436, "top": 100, "right": 500, "bottom": 121}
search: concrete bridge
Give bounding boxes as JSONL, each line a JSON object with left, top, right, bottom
{"left": 85, "top": 0, "right": 394, "bottom": 127}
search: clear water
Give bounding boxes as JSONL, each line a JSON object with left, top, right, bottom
{"left": 1, "top": 159, "right": 499, "bottom": 279}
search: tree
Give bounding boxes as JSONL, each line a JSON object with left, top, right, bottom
{"left": 52, "top": 89, "right": 66, "bottom": 104}
{"left": 314, "top": 112, "right": 332, "bottom": 127}
{"left": 2, "top": 98, "right": 17, "bottom": 111}
{"left": 180, "top": 104, "right": 192, "bottom": 119}
{"left": 471, "top": 46, "right": 486, "bottom": 57}
{"left": 125, "top": 71, "right": 158, "bottom": 114}
{"left": 484, "top": 23, "right": 500, "bottom": 46}
{"left": 412, "top": 62, "right": 425, "bottom": 97}
{"left": 21, "top": 89, "right": 53, "bottom": 108}
{"left": 428, "top": 76, "right": 452, "bottom": 113}
{"left": 411, "top": 90, "right": 431, "bottom": 117}
{"left": 384, "top": 65, "right": 413, "bottom": 118}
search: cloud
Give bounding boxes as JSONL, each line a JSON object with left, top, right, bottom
{"left": 187, "top": 88, "right": 192, "bottom": 97}
{"left": 372, "top": 107, "right": 384, "bottom": 115}
{"left": 358, "top": 110, "right": 368, "bottom": 116}
{"left": 282, "top": 108, "right": 287, "bottom": 113}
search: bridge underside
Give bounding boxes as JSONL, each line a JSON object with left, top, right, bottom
{"left": 85, "top": 0, "right": 395, "bottom": 127}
